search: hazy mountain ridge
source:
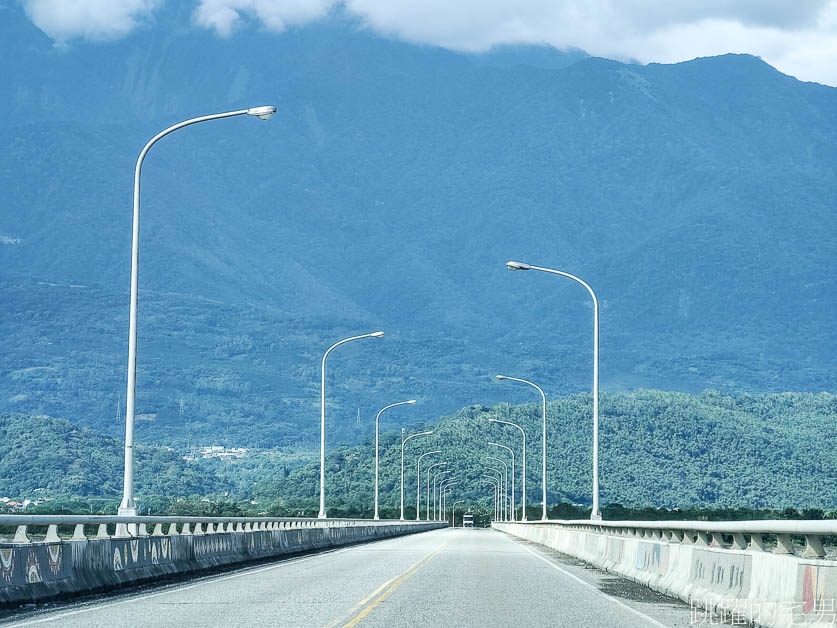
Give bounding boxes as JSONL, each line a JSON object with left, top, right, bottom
{"left": 1, "top": 7, "right": 835, "bottom": 448}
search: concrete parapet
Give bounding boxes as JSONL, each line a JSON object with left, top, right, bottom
{"left": 0, "top": 521, "right": 444, "bottom": 607}
{"left": 495, "top": 522, "right": 836, "bottom": 628}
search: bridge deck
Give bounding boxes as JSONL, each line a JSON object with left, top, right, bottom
{"left": 4, "top": 528, "right": 695, "bottom": 627}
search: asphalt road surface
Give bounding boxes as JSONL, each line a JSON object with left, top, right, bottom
{"left": 5, "top": 528, "right": 698, "bottom": 627}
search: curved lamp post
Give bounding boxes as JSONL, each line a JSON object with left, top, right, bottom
{"left": 482, "top": 477, "right": 499, "bottom": 521}
{"left": 452, "top": 500, "right": 464, "bottom": 527}
{"left": 120, "top": 106, "right": 277, "bottom": 518}
{"left": 497, "top": 375, "right": 548, "bottom": 520}
{"left": 425, "top": 461, "right": 447, "bottom": 520}
{"left": 400, "top": 429, "right": 433, "bottom": 520}
{"left": 441, "top": 483, "right": 456, "bottom": 521}
{"left": 484, "top": 466, "right": 505, "bottom": 521}
{"left": 506, "top": 260, "right": 600, "bottom": 519}
{"left": 438, "top": 477, "right": 456, "bottom": 520}
{"left": 489, "top": 417, "right": 527, "bottom": 520}
{"left": 488, "top": 442, "right": 515, "bottom": 521}
{"left": 416, "top": 450, "right": 441, "bottom": 521}
{"left": 373, "top": 400, "right": 416, "bottom": 519}
{"left": 433, "top": 470, "right": 452, "bottom": 519}
{"left": 319, "top": 332, "right": 384, "bottom": 519}
{"left": 485, "top": 457, "right": 508, "bottom": 521}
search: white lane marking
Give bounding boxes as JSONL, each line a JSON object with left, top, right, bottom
{"left": 517, "top": 542, "right": 670, "bottom": 628}
{"left": 7, "top": 543, "right": 364, "bottom": 627}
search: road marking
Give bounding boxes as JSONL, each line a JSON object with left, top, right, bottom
{"left": 7, "top": 546, "right": 358, "bottom": 627}
{"left": 338, "top": 540, "right": 448, "bottom": 627}
{"left": 517, "top": 541, "right": 670, "bottom": 628}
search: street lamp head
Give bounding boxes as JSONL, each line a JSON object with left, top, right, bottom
{"left": 496, "top": 375, "right": 508, "bottom": 380}
{"left": 370, "top": 331, "right": 385, "bottom": 338}
{"left": 506, "top": 260, "right": 531, "bottom": 271}
{"left": 246, "top": 105, "right": 277, "bottom": 120}
{"left": 406, "top": 399, "right": 417, "bottom": 404}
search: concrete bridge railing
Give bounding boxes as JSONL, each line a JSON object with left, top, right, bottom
{"left": 495, "top": 519, "right": 837, "bottom": 628}
{"left": 0, "top": 515, "right": 446, "bottom": 606}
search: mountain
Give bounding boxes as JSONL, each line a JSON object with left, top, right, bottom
{"left": 1, "top": 3, "right": 835, "bottom": 449}
{"left": 4, "top": 390, "right": 837, "bottom": 512}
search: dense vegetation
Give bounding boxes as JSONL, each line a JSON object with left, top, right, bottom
{"left": 1, "top": 7, "right": 835, "bottom": 454}
{"left": 3, "top": 390, "right": 836, "bottom": 516}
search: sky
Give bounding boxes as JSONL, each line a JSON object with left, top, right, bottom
{"left": 20, "top": 0, "right": 837, "bottom": 86}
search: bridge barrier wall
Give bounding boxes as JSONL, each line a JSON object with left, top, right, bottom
{"left": 495, "top": 521, "right": 837, "bottom": 628}
{"left": 0, "top": 517, "right": 445, "bottom": 606}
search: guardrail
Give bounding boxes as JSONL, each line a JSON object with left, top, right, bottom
{"left": 496, "top": 519, "right": 837, "bottom": 627}
{"left": 0, "top": 515, "right": 430, "bottom": 543}
{"left": 0, "top": 515, "right": 446, "bottom": 606}
{"left": 507, "top": 518, "right": 835, "bottom": 558}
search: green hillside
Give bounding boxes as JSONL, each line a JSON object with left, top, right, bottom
{"left": 4, "top": 390, "right": 836, "bottom": 514}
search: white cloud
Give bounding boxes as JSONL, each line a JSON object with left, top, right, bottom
{"left": 192, "top": 0, "right": 333, "bottom": 37}
{"left": 20, "top": 0, "right": 837, "bottom": 86}
{"left": 22, "top": 0, "right": 163, "bottom": 44}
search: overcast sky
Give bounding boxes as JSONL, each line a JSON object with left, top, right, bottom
{"left": 21, "top": 0, "right": 837, "bottom": 86}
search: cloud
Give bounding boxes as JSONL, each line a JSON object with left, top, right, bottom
{"left": 22, "top": 0, "right": 163, "bottom": 44}
{"left": 20, "top": 0, "right": 837, "bottom": 85}
{"left": 192, "top": 0, "right": 333, "bottom": 37}
{"left": 187, "top": 0, "right": 837, "bottom": 85}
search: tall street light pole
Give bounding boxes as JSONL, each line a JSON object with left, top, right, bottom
{"left": 488, "top": 442, "right": 515, "bottom": 521}
{"left": 452, "top": 500, "right": 464, "bottom": 527}
{"left": 485, "top": 457, "right": 508, "bottom": 521}
{"left": 438, "top": 477, "right": 456, "bottom": 520}
{"left": 496, "top": 375, "right": 548, "bottom": 520}
{"left": 416, "top": 450, "right": 441, "bottom": 521}
{"left": 484, "top": 466, "right": 505, "bottom": 520}
{"left": 373, "top": 400, "right": 416, "bottom": 520}
{"left": 489, "top": 418, "right": 527, "bottom": 520}
{"left": 401, "top": 429, "right": 433, "bottom": 520}
{"left": 482, "top": 477, "right": 499, "bottom": 521}
{"left": 506, "top": 260, "right": 601, "bottom": 520}
{"left": 319, "top": 332, "right": 384, "bottom": 519}
{"left": 433, "top": 470, "right": 452, "bottom": 520}
{"left": 442, "top": 485, "right": 456, "bottom": 521}
{"left": 425, "top": 461, "right": 447, "bottom": 520}
{"left": 120, "top": 106, "right": 276, "bottom": 518}
{"left": 441, "top": 482, "right": 456, "bottom": 521}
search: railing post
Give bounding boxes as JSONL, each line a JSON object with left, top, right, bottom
{"left": 72, "top": 524, "right": 87, "bottom": 541}
{"left": 803, "top": 535, "right": 825, "bottom": 559}
{"left": 774, "top": 534, "right": 795, "bottom": 554}
{"left": 13, "top": 525, "right": 30, "bottom": 544}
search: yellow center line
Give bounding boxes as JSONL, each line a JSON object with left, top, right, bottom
{"left": 336, "top": 540, "right": 449, "bottom": 628}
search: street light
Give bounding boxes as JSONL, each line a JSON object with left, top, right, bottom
{"left": 373, "top": 400, "right": 416, "bottom": 520}
{"left": 433, "top": 470, "right": 452, "bottom": 519}
{"left": 439, "top": 477, "right": 456, "bottom": 520}
{"left": 482, "top": 477, "right": 500, "bottom": 521}
{"left": 425, "top": 462, "right": 447, "bottom": 520}
{"left": 489, "top": 417, "right": 527, "bottom": 520}
{"left": 486, "top": 457, "right": 508, "bottom": 521}
{"left": 484, "top": 466, "right": 505, "bottom": 520}
{"left": 496, "top": 375, "right": 548, "bottom": 520}
{"left": 488, "top": 442, "right": 515, "bottom": 521}
{"left": 417, "top": 450, "right": 441, "bottom": 521}
{"left": 452, "top": 500, "right": 464, "bottom": 527}
{"left": 319, "top": 331, "right": 384, "bottom": 519}
{"left": 506, "top": 260, "right": 601, "bottom": 519}
{"left": 441, "top": 483, "right": 456, "bottom": 521}
{"left": 120, "top": 106, "right": 277, "bottom": 519}
{"left": 401, "top": 429, "right": 433, "bottom": 520}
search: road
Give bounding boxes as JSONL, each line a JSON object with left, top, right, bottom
{"left": 5, "top": 528, "right": 696, "bottom": 627}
